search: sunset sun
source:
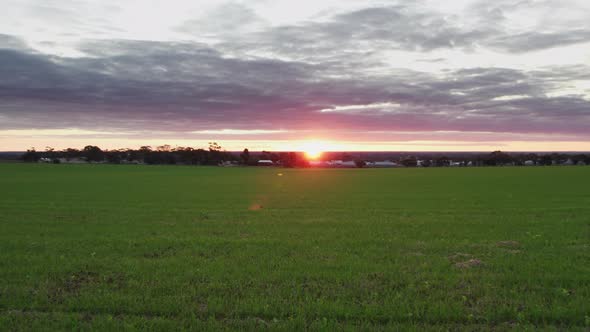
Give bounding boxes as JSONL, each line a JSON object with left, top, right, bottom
{"left": 301, "top": 141, "right": 329, "bottom": 159}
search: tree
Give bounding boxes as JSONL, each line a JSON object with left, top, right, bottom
{"left": 22, "top": 148, "right": 40, "bottom": 162}
{"left": 207, "top": 142, "right": 224, "bottom": 165}
{"left": 435, "top": 156, "right": 450, "bottom": 167}
{"left": 43, "top": 146, "right": 57, "bottom": 161}
{"left": 208, "top": 142, "right": 222, "bottom": 152}
{"left": 539, "top": 154, "right": 552, "bottom": 166}
{"left": 485, "top": 151, "right": 512, "bottom": 166}
{"left": 400, "top": 156, "right": 418, "bottom": 167}
{"left": 156, "top": 144, "right": 171, "bottom": 152}
{"left": 83, "top": 145, "right": 104, "bottom": 162}
{"left": 354, "top": 159, "right": 366, "bottom": 168}
{"left": 240, "top": 148, "right": 250, "bottom": 165}
{"left": 280, "top": 152, "right": 297, "bottom": 167}
{"left": 63, "top": 148, "right": 81, "bottom": 159}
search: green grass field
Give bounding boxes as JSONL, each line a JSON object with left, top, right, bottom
{"left": 0, "top": 164, "right": 589, "bottom": 331}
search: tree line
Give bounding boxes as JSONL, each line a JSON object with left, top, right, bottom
{"left": 21, "top": 144, "right": 310, "bottom": 167}
{"left": 21, "top": 145, "right": 590, "bottom": 167}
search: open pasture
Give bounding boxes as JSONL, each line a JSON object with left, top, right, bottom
{"left": 0, "top": 164, "right": 589, "bottom": 330}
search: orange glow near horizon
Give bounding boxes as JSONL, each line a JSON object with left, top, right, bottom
{"left": 299, "top": 141, "right": 334, "bottom": 159}
{"left": 1, "top": 136, "right": 590, "bottom": 152}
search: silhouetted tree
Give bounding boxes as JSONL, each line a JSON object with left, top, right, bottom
{"left": 208, "top": 142, "right": 222, "bottom": 152}
{"left": 280, "top": 152, "right": 310, "bottom": 167}
{"left": 435, "top": 156, "right": 450, "bottom": 167}
{"left": 354, "top": 159, "right": 366, "bottom": 168}
{"left": 22, "top": 148, "right": 40, "bottom": 162}
{"left": 83, "top": 145, "right": 104, "bottom": 162}
{"left": 421, "top": 159, "right": 432, "bottom": 167}
{"left": 240, "top": 148, "right": 250, "bottom": 165}
{"left": 485, "top": 151, "right": 512, "bottom": 166}
{"left": 156, "top": 144, "right": 171, "bottom": 152}
{"left": 400, "top": 156, "right": 418, "bottom": 167}
{"left": 538, "top": 155, "right": 552, "bottom": 166}
{"left": 207, "top": 142, "right": 225, "bottom": 165}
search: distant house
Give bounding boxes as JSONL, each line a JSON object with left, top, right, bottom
{"left": 220, "top": 161, "right": 237, "bottom": 167}
{"left": 326, "top": 160, "right": 356, "bottom": 167}
{"left": 120, "top": 159, "right": 142, "bottom": 164}
{"left": 524, "top": 160, "right": 535, "bottom": 166}
{"left": 257, "top": 159, "right": 274, "bottom": 166}
{"left": 58, "top": 157, "right": 86, "bottom": 164}
{"left": 563, "top": 159, "right": 574, "bottom": 166}
{"left": 309, "top": 160, "right": 327, "bottom": 167}
{"left": 340, "top": 161, "right": 356, "bottom": 167}
{"left": 371, "top": 161, "right": 398, "bottom": 168}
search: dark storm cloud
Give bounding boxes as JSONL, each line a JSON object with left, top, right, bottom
{"left": 1, "top": 34, "right": 589, "bottom": 136}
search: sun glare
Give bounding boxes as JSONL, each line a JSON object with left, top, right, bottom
{"left": 300, "top": 141, "right": 329, "bottom": 159}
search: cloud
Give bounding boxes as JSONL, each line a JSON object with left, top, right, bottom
{"left": 190, "top": 129, "right": 288, "bottom": 135}
{"left": 319, "top": 102, "right": 401, "bottom": 113}
{"left": 0, "top": 34, "right": 30, "bottom": 51}
{"left": 178, "top": 3, "right": 266, "bottom": 37}
{"left": 490, "top": 30, "right": 590, "bottom": 53}
{"left": 1, "top": 36, "right": 589, "bottom": 138}
{"left": 215, "top": 5, "right": 494, "bottom": 63}
{"left": 1, "top": 0, "right": 590, "bottom": 148}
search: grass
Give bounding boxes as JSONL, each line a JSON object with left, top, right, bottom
{"left": 0, "top": 163, "right": 589, "bottom": 331}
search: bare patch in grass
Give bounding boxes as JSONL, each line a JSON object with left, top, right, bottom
{"left": 496, "top": 240, "right": 521, "bottom": 249}
{"left": 48, "top": 270, "right": 99, "bottom": 303}
{"left": 448, "top": 253, "right": 472, "bottom": 262}
{"left": 47, "top": 270, "right": 127, "bottom": 303}
{"left": 455, "top": 259, "right": 484, "bottom": 269}
{"left": 143, "top": 246, "right": 176, "bottom": 259}
{"left": 104, "top": 272, "right": 127, "bottom": 289}
{"left": 248, "top": 203, "right": 263, "bottom": 211}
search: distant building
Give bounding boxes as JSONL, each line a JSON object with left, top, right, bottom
{"left": 220, "top": 161, "right": 237, "bottom": 167}
{"left": 257, "top": 159, "right": 274, "bottom": 166}
{"left": 340, "top": 161, "right": 356, "bottom": 167}
{"left": 309, "top": 160, "right": 327, "bottom": 167}
{"left": 370, "top": 161, "right": 398, "bottom": 168}
{"left": 326, "top": 160, "right": 356, "bottom": 167}
{"left": 58, "top": 158, "right": 86, "bottom": 164}
{"left": 524, "top": 160, "right": 535, "bottom": 166}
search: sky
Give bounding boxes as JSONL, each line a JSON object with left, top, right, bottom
{"left": 1, "top": 0, "right": 589, "bottom": 151}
